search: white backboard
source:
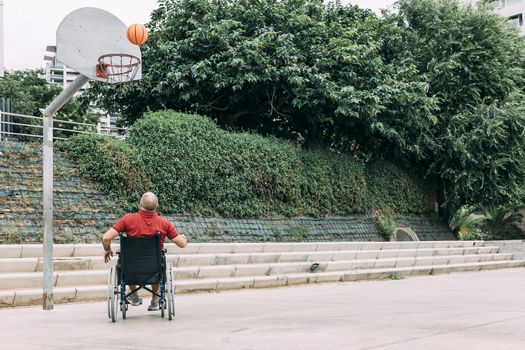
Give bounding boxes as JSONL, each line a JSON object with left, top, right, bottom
{"left": 56, "top": 7, "right": 142, "bottom": 82}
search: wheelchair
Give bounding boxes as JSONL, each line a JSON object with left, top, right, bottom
{"left": 107, "top": 233, "right": 175, "bottom": 322}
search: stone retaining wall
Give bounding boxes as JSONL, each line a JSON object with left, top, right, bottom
{"left": 167, "top": 214, "right": 453, "bottom": 242}
{"left": 0, "top": 140, "right": 454, "bottom": 243}
{"left": 0, "top": 141, "right": 122, "bottom": 243}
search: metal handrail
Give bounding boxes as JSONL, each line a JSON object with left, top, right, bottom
{"left": 0, "top": 110, "right": 127, "bottom": 141}
{"left": 0, "top": 111, "right": 97, "bottom": 128}
{"left": 52, "top": 127, "right": 93, "bottom": 134}
{"left": 1, "top": 121, "right": 43, "bottom": 129}
{"left": 99, "top": 125, "right": 127, "bottom": 130}
{"left": 0, "top": 131, "right": 43, "bottom": 138}
{"left": 1, "top": 112, "right": 44, "bottom": 120}
{"left": 53, "top": 119, "right": 98, "bottom": 128}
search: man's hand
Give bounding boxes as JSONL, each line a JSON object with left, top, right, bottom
{"left": 102, "top": 228, "right": 119, "bottom": 263}
{"left": 104, "top": 249, "right": 113, "bottom": 263}
{"left": 172, "top": 234, "right": 188, "bottom": 248}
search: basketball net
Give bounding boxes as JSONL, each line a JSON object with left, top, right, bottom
{"left": 96, "top": 53, "right": 141, "bottom": 84}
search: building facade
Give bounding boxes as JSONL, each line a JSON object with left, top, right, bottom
{"left": 465, "top": 0, "right": 525, "bottom": 35}
{"left": 43, "top": 46, "right": 89, "bottom": 94}
{"left": 490, "top": 0, "right": 525, "bottom": 34}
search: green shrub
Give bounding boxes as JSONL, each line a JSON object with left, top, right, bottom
{"left": 458, "top": 227, "right": 490, "bottom": 241}
{"left": 300, "top": 150, "right": 368, "bottom": 215}
{"left": 448, "top": 205, "right": 486, "bottom": 238}
{"left": 58, "top": 134, "right": 152, "bottom": 212}
{"left": 62, "top": 111, "right": 436, "bottom": 218}
{"left": 284, "top": 225, "right": 310, "bottom": 242}
{"left": 366, "top": 161, "right": 437, "bottom": 214}
{"left": 374, "top": 208, "right": 397, "bottom": 241}
{"left": 449, "top": 205, "right": 524, "bottom": 240}
{"left": 126, "top": 111, "right": 370, "bottom": 217}
{"left": 479, "top": 206, "right": 524, "bottom": 240}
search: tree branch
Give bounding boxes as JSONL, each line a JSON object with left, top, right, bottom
{"left": 198, "top": 94, "right": 231, "bottom": 111}
{"left": 267, "top": 88, "right": 292, "bottom": 118}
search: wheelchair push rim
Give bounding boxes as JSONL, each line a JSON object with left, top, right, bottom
{"left": 108, "top": 265, "right": 119, "bottom": 322}
{"left": 167, "top": 266, "right": 175, "bottom": 320}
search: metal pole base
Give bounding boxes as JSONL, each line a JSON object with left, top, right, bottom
{"left": 43, "top": 293, "right": 54, "bottom": 310}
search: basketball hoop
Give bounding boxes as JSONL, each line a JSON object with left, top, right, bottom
{"left": 96, "top": 53, "right": 141, "bottom": 84}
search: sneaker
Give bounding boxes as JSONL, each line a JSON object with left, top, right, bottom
{"left": 127, "top": 293, "right": 143, "bottom": 306}
{"left": 148, "top": 296, "right": 160, "bottom": 311}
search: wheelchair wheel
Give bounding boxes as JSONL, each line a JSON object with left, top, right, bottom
{"left": 167, "top": 266, "right": 175, "bottom": 320}
{"left": 107, "top": 266, "right": 113, "bottom": 319}
{"left": 108, "top": 266, "right": 119, "bottom": 322}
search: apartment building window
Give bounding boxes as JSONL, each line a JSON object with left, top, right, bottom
{"left": 489, "top": 0, "right": 503, "bottom": 8}
{"left": 487, "top": 0, "right": 523, "bottom": 8}
{"left": 509, "top": 13, "right": 523, "bottom": 27}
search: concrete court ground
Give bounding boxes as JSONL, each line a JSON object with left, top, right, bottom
{"left": 0, "top": 268, "right": 524, "bottom": 350}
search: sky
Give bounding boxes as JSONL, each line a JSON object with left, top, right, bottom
{"left": 2, "top": 0, "right": 394, "bottom": 71}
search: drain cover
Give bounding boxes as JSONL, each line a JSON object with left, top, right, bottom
{"left": 393, "top": 227, "right": 420, "bottom": 241}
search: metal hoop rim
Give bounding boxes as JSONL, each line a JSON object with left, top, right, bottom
{"left": 96, "top": 53, "right": 141, "bottom": 84}
{"left": 98, "top": 53, "right": 141, "bottom": 66}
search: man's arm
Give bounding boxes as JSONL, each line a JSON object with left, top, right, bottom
{"left": 102, "top": 228, "right": 119, "bottom": 263}
{"left": 171, "top": 234, "right": 188, "bottom": 248}
{"left": 165, "top": 219, "right": 188, "bottom": 248}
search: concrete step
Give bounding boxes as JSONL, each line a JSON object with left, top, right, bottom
{"left": 2, "top": 260, "right": 524, "bottom": 308}
{"left": 0, "top": 253, "right": 513, "bottom": 290}
{"left": 0, "top": 241, "right": 521, "bottom": 308}
{"left": 0, "top": 241, "right": 488, "bottom": 259}
{"left": 176, "top": 246, "right": 489, "bottom": 266}
{"left": 0, "top": 246, "right": 502, "bottom": 273}
{"left": 173, "top": 253, "right": 513, "bottom": 279}
{"left": 170, "top": 247, "right": 500, "bottom": 267}
{"left": 177, "top": 264, "right": 479, "bottom": 293}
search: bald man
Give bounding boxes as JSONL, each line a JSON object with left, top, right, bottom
{"left": 102, "top": 192, "right": 188, "bottom": 311}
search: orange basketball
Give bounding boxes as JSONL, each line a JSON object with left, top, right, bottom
{"left": 127, "top": 23, "right": 148, "bottom": 45}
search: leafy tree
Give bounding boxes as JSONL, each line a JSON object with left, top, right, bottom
{"left": 0, "top": 69, "right": 87, "bottom": 117}
{"left": 379, "top": 0, "right": 525, "bottom": 210}
{"left": 432, "top": 94, "right": 525, "bottom": 207}
{"left": 87, "top": 0, "right": 434, "bottom": 150}
{"left": 388, "top": 0, "right": 525, "bottom": 117}
{"left": 0, "top": 69, "right": 95, "bottom": 138}
{"left": 87, "top": 0, "right": 525, "bottom": 216}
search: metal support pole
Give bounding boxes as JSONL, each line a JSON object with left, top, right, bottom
{"left": 43, "top": 74, "right": 89, "bottom": 117}
{"left": 42, "top": 114, "right": 53, "bottom": 310}
{"left": 42, "top": 74, "right": 89, "bottom": 310}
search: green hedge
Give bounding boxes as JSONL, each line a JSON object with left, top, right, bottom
{"left": 61, "top": 111, "right": 436, "bottom": 217}
{"left": 366, "top": 161, "right": 437, "bottom": 214}
{"left": 58, "top": 135, "right": 152, "bottom": 212}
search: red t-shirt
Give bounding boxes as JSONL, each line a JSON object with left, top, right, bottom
{"left": 112, "top": 209, "right": 179, "bottom": 249}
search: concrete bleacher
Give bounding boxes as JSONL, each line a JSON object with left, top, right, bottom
{"left": 1, "top": 240, "right": 524, "bottom": 308}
